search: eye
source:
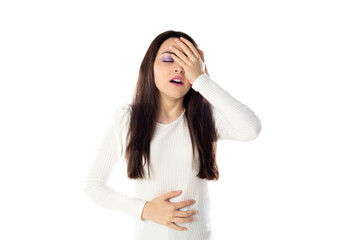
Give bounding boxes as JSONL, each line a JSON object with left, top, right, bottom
{"left": 162, "top": 57, "right": 173, "bottom": 62}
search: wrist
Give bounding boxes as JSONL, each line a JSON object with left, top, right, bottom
{"left": 190, "top": 72, "right": 205, "bottom": 85}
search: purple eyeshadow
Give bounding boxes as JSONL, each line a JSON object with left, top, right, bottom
{"left": 162, "top": 56, "right": 173, "bottom": 62}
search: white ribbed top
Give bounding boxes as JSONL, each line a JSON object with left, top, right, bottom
{"left": 83, "top": 73, "right": 261, "bottom": 240}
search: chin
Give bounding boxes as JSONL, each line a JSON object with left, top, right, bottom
{"left": 167, "top": 91, "right": 187, "bottom": 99}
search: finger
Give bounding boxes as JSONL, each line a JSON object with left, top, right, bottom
{"left": 180, "top": 37, "right": 201, "bottom": 58}
{"left": 196, "top": 46, "right": 204, "bottom": 62}
{"left": 172, "top": 217, "right": 195, "bottom": 224}
{"left": 174, "top": 209, "right": 197, "bottom": 218}
{"left": 175, "top": 38, "right": 196, "bottom": 61}
{"left": 195, "top": 46, "right": 203, "bottom": 56}
{"left": 170, "top": 53, "right": 187, "bottom": 69}
{"left": 169, "top": 45, "right": 190, "bottom": 65}
{"left": 161, "top": 190, "right": 182, "bottom": 201}
{"left": 168, "top": 222, "right": 187, "bottom": 231}
{"left": 173, "top": 199, "right": 196, "bottom": 210}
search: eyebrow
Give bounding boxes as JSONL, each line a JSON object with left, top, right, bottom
{"left": 161, "top": 51, "right": 176, "bottom": 55}
{"left": 160, "top": 51, "right": 187, "bottom": 57}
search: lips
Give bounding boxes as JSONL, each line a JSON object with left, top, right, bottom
{"left": 170, "top": 76, "right": 184, "bottom": 85}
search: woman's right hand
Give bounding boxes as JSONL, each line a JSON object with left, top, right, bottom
{"left": 196, "top": 46, "right": 209, "bottom": 77}
{"left": 140, "top": 190, "right": 197, "bottom": 231}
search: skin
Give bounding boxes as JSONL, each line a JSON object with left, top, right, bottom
{"left": 153, "top": 37, "right": 206, "bottom": 123}
{"left": 141, "top": 37, "right": 208, "bottom": 231}
{"left": 141, "top": 190, "right": 197, "bottom": 231}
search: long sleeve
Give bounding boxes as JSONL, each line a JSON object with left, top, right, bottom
{"left": 191, "top": 73, "right": 261, "bottom": 141}
{"left": 83, "top": 105, "right": 148, "bottom": 221}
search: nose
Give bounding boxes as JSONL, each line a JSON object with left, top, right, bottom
{"left": 174, "top": 63, "right": 184, "bottom": 73}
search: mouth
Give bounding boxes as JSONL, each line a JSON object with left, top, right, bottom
{"left": 170, "top": 76, "right": 184, "bottom": 86}
{"left": 169, "top": 79, "right": 184, "bottom": 86}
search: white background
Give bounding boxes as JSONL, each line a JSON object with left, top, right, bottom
{"left": 1, "top": 0, "right": 359, "bottom": 239}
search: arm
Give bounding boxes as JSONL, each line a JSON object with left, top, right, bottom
{"left": 191, "top": 73, "right": 261, "bottom": 141}
{"left": 169, "top": 37, "right": 260, "bottom": 141}
{"left": 83, "top": 105, "right": 148, "bottom": 221}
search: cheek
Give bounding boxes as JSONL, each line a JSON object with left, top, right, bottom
{"left": 153, "top": 65, "right": 161, "bottom": 81}
{"left": 153, "top": 63, "right": 163, "bottom": 75}
{"left": 153, "top": 65, "right": 165, "bottom": 86}
{"left": 153, "top": 64, "right": 159, "bottom": 75}
{"left": 153, "top": 64, "right": 168, "bottom": 79}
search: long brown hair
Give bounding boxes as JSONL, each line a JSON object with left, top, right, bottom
{"left": 124, "top": 30, "right": 219, "bottom": 181}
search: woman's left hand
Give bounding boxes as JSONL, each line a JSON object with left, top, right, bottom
{"left": 169, "top": 37, "right": 205, "bottom": 84}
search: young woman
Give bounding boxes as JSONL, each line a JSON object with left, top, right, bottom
{"left": 83, "top": 30, "right": 261, "bottom": 240}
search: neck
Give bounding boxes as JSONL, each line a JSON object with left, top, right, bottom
{"left": 157, "top": 94, "right": 185, "bottom": 120}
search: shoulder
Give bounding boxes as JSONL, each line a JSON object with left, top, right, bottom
{"left": 112, "top": 104, "right": 132, "bottom": 129}
{"left": 114, "top": 103, "right": 132, "bottom": 117}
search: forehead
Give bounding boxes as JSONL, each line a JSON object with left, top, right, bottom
{"left": 157, "top": 37, "right": 186, "bottom": 56}
{"left": 159, "top": 38, "right": 177, "bottom": 49}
